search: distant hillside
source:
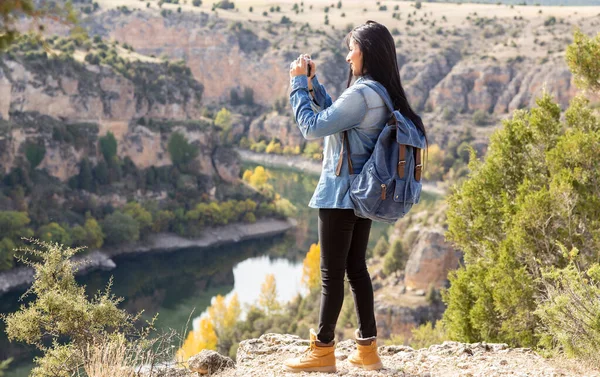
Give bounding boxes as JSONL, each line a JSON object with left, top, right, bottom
{"left": 429, "top": 0, "right": 600, "bottom": 5}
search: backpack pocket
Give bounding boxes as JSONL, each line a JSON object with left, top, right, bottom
{"left": 349, "top": 163, "right": 391, "bottom": 215}
{"left": 393, "top": 178, "right": 422, "bottom": 205}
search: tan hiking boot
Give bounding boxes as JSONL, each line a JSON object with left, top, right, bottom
{"left": 284, "top": 328, "right": 337, "bottom": 373}
{"left": 347, "top": 329, "right": 383, "bottom": 370}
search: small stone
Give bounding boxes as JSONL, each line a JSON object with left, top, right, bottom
{"left": 188, "top": 349, "right": 235, "bottom": 375}
{"left": 500, "top": 359, "right": 508, "bottom": 366}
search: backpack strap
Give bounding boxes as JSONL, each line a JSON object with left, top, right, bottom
{"left": 335, "top": 130, "right": 353, "bottom": 176}
{"left": 360, "top": 80, "right": 394, "bottom": 113}
{"left": 398, "top": 144, "right": 406, "bottom": 179}
{"left": 363, "top": 80, "right": 423, "bottom": 182}
{"left": 414, "top": 148, "right": 423, "bottom": 182}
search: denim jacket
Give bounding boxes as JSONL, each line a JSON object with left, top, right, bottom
{"left": 289, "top": 73, "right": 389, "bottom": 209}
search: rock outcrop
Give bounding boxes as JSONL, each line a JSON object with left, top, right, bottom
{"left": 149, "top": 333, "right": 599, "bottom": 377}
{"left": 404, "top": 226, "right": 462, "bottom": 291}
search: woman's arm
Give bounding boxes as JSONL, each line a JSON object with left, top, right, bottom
{"left": 289, "top": 75, "right": 367, "bottom": 140}
{"left": 309, "top": 75, "right": 333, "bottom": 111}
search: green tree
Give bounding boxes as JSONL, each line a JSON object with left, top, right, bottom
{"left": 94, "top": 160, "right": 109, "bottom": 185}
{"left": 101, "top": 211, "right": 140, "bottom": 245}
{"left": 0, "top": 211, "right": 34, "bottom": 269}
{"left": 566, "top": 29, "right": 600, "bottom": 92}
{"left": 77, "top": 158, "right": 94, "bottom": 191}
{"left": 442, "top": 30, "right": 600, "bottom": 350}
{"left": 167, "top": 131, "right": 199, "bottom": 167}
{"left": 123, "top": 202, "right": 153, "bottom": 237}
{"left": 152, "top": 210, "right": 175, "bottom": 232}
{"left": 36, "top": 222, "right": 72, "bottom": 247}
{"left": 70, "top": 225, "right": 88, "bottom": 248}
{"left": 83, "top": 217, "right": 104, "bottom": 249}
{"left": 243, "top": 87, "right": 254, "bottom": 105}
{"left": 383, "top": 240, "right": 407, "bottom": 277}
{"left": 24, "top": 142, "right": 46, "bottom": 170}
{"left": 0, "top": 238, "right": 16, "bottom": 271}
{"left": 372, "top": 236, "right": 389, "bottom": 258}
{"left": 99, "top": 131, "right": 118, "bottom": 163}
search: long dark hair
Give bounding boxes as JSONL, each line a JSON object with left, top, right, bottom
{"left": 343, "top": 20, "right": 428, "bottom": 148}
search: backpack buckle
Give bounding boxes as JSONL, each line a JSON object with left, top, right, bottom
{"left": 397, "top": 160, "right": 406, "bottom": 179}
{"left": 415, "top": 164, "right": 423, "bottom": 182}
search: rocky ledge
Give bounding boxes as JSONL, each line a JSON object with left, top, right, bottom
{"left": 143, "top": 333, "right": 600, "bottom": 377}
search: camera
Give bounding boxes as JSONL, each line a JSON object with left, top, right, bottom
{"left": 305, "top": 57, "right": 312, "bottom": 77}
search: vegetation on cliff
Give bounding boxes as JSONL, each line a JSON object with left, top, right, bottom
{"left": 442, "top": 29, "right": 600, "bottom": 363}
{"left": 1, "top": 240, "right": 176, "bottom": 377}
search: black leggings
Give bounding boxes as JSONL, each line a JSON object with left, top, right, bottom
{"left": 316, "top": 208, "right": 377, "bottom": 344}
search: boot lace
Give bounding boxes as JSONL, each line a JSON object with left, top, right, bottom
{"left": 299, "top": 342, "right": 316, "bottom": 361}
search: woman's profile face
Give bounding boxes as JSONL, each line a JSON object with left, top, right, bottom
{"left": 346, "top": 37, "right": 364, "bottom": 77}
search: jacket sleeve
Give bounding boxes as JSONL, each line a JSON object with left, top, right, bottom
{"left": 310, "top": 74, "right": 333, "bottom": 111}
{"left": 289, "top": 75, "right": 367, "bottom": 140}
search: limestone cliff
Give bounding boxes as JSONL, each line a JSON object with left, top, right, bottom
{"left": 0, "top": 53, "right": 239, "bottom": 184}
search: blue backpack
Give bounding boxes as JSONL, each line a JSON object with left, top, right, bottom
{"left": 340, "top": 80, "right": 427, "bottom": 224}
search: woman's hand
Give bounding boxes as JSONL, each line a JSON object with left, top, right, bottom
{"left": 290, "top": 54, "right": 316, "bottom": 79}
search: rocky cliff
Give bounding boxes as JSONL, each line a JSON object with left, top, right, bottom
{"left": 5, "top": 5, "right": 599, "bottom": 161}
{"left": 0, "top": 51, "right": 239, "bottom": 184}
{"left": 68, "top": 6, "right": 599, "bottom": 151}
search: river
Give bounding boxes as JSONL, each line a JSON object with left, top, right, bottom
{"left": 0, "top": 163, "right": 440, "bottom": 376}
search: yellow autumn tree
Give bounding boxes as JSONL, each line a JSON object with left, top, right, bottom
{"left": 249, "top": 166, "right": 270, "bottom": 187}
{"left": 176, "top": 293, "right": 240, "bottom": 361}
{"left": 302, "top": 243, "right": 321, "bottom": 291}
{"left": 208, "top": 294, "right": 240, "bottom": 348}
{"left": 242, "top": 169, "right": 253, "bottom": 182}
{"left": 258, "top": 273, "right": 281, "bottom": 315}
{"left": 423, "top": 144, "right": 445, "bottom": 181}
{"left": 176, "top": 317, "right": 217, "bottom": 361}
{"left": 242, "top": 166, "right": 271, "bottom": 187}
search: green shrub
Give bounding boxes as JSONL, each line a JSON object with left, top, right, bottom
{"left": 472, "top": 109, "right": 488, "bottom": 126}
{"left": 372, "top": 236, "right": 389, "bottom": 258}
{"left": 101, "top": 211, "right": 140, "bottom": 245}
{"left": 536, "top": 248, "right": 600, "bottom": 363}
{"left": 167, "top": 131, "right": 199, "bottom": 167}
{"left": 544, "top": 16, "right": 556, "bottom": 26}
{"left": 409, "top": 322, "right": 448, "bottom": 349}
{"left": 383, "top": 240, "right": 407, "bottom": 277}
{"left": 192, "top": 0, "right": 201, "bottom": 5}
{"left": 37, "top": 222, "right": 72, "bottom": 246}
{"left": 24, "top": 142, "right": 46, "bottom": 169}
{"left": 2, "top": 239, "right": 166, "bottom": 377}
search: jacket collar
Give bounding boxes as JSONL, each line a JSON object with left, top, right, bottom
{"left": 355, "top": 74, "right": 373, "bottom": 84}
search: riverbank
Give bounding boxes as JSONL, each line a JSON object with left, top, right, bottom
{"left": 237, "top": 148, "right": 448, "bottom": 196}
{"left": 0, "top": 217, "right": 296, "bottom": 296}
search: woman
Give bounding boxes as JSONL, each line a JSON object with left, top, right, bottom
{"left": 285, "top": 21, "right": 427, "bottom": 373}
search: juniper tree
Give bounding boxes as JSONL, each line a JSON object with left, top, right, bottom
{"left": 442, "top": 29, "right": 600, "bottom": 352}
